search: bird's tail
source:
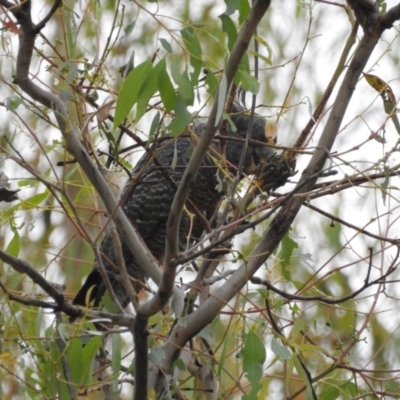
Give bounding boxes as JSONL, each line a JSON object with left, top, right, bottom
{"left": 73, "top": 269, "right": 104, "bottom": 308}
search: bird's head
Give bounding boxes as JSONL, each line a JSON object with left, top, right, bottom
{"left": 225, "top": 102, "right": 277, "bottom": 174}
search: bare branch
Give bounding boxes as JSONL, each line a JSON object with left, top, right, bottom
{"left": 0, "top": 250, "right": 138, "bottom": 326}
{"left": 249, "top": 246, "right": 399, "bottom": 305}
{"left": 0, "top": 249, "right": 65, "bottom": 303}
{"left": 35, "top": 0, "right": 62, "bottom": 31}
{"left": 380, "top": 2, "right": 400, "bottom": 27}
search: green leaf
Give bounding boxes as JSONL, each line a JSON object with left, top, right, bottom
{"left": 205, "top": 69, "right": 218, "bottom": 95}
{"left": 171, "top": 141, "right": 178, "bottom": 169}
{"left": 100, "top": 292, "right": 120, "bottom": 313}
{"left": 158, "top": 66, "right": 177, "bottom": 112}
{"left": 217, "top": 334, "right": 229, "bottom": 378}
{"left": 223, "top": 0, "right": 241, "bottom": 15}
{"left": 149, "top": 111, "right": 161, "bottom": 140}
{"left": 57, "top": 322, "right": 68, "bottom": 343}
{"left": 271, "top": 337, "right": 292, "bottom": 361}
{"left": 380, "top": 166, "right": 390, "bottom": 205}
{"left": 135, "top": 58, "right": 166, "bottom": 122}
{"left": 6, "top": 95, "right": 23, "bottom": 111}
{"left": 280, "top": 232, "right": 298, "bottom": 281}
{"left": 390, "top": 113, "right": 400, "bottom": 135}
{"left": 113, "top": 59, "right": 153, "bottom": 129}
{"left": 340, "top": 381, "right": 357, "bottom": 397}
{"left": 290, "top": 319, "right": 305, "bottom": 338}
{"left": 3, "top": 190, "right": 48, "bottom": 219}
{"left": 219, "top": 14, "right": 238, "bottom": 51}
{"left": 172, "top": 357, "right": 186, "bottom": 372}
{"left": 124, "top": 21, "right": 136, "bottom": 35}
{"left": 216, "top": 72, "right": 228, "bottom": 126}
{"left": 67, "top": 338, "right": 83, "bottom": 385}
{"left": 159, "top": 38, "right": 172, "bottom": 53}
{"left": 242, "top": 330, "right": 266, "bottom": 399}
{"left": 59, "top": 379, "right": 71, "bottom": 400}
{"left": 82, "top": 336, "right": 102, "bottom": 384}
{"left": 169, "top": 94, "right": 192, "bottom": 137}
{"left": 251, "top": 51, "right": 272, "bottom": 65}
{"left": 18, "top": 179, "right": 38, "bottom": 188}
{"left": 237, "top": 70, "right": 260, "bottom": 94}
{"left": 6, "top": 224, "right": 20, "bottom": 258}
{"left": 148, "top": 313, "right": 163, "bottom": 326}
{"left": 239, "top": 0, "right": 251, "bottom": 24}
{"left": 253, "top": 35, "right": 273, "bottom": 64}
{"left": 318, "top": 386, "right": 340, "bottom": 400}
{"left": 181, "top": 26, "right": 202, "bottom": 85}
{"left": 239, "top": 52, "right": 250, "bottom": 74}
{"left": 24, "top": 191, "right": 50, "bottom": 207}
{"left": 170, "top": 58, "right": 194, "bottom": 105}
{"left": 112, "top": 333, "right": 122, "bottom": 393}
{"left": 292, "top": 354, "right": 314, "bottom": 396}
{"left": 324, "top": 217, "right": 342, "bottom": 252}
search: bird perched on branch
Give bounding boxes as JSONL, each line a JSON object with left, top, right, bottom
{"left": 73, "top": 103, "right": 279, "bottom": 309}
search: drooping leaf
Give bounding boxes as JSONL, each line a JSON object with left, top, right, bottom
{"left": 380, "top": 166, "right": 390, "bottom": 205}
{"left": 217, "top": 333, "right": 229, "bottom": 378}
{"left": 169, "top": 94, "right": 192, "bottom": 137}
{"left": 292, "top": 354, "right": 314, "bottom": 398}
{"left": 205, "top": 69, "right": 218, "bottom": 95}
{"left": 219, "top": 14, "right": 238, "bottom": 51}
{"left": 237, "top": 70, "right": 260, "bottom": 94}
{"left": 5, "top": 95, "right": 23, "bottom": 111}
{"left": 171, "top": 141, "right": 178, "bottom": 169}
{"left": 135, "top": 58, "right": 166, "bottom": 122}
{"left": 239, "top": 0, "right": 251, "bottom": 24}
{"left": 5, "top": 224, "right": 20, "bottom": 258}
{"left": 158, "top": 65, "right": 177, "bottom": 112}
{"left": 253, "top": 35, "right": 273, "bottom": 64}
{"left": 67, "top": 338, "right": 83, "bottom": 385}
{"left": 242, "top": 330, "right": 266, "bottom": 400}
{"left": 112, "top": 333, "right": 122, "bottom": 394}
{"left": 271, "top": 337, "right": 292, "bottom": 361}
{"left": 223, "top": 0, "right": 241, "bottom": 15}
{"left": 159, "top": 38, "right": 172, "bottom": 53}
{"left": 113, "top": 59, "right": 153, "bottom": 129}
{"left": 149, "top": 111, "right": 161, "bottom": 140}
{"left": 181, "top": 26, "right": 202, "bottom": 84}
{"left": 81, "top": 336, "right": 102, "bottom": 384}
{"left": 170, "top": 57, "right": 194, "bottom": 105}
{"left": 280, "top": 232, "right": 299, "bottom": 281}
{"left": 216, "top": 72, "right": 228, "bottom": 125}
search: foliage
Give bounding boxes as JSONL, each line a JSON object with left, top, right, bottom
{"left": 1, "top": 0, "right": 400, "bottom": 399}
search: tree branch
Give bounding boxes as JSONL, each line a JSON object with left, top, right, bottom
{"left": 0, "top": 249, "right": 139, "bottom": 326}
{"left": 156, "top": 0, "right": 272, "bottom": 314}
{"left": 1, "top": 0, "right": 181, "bottom": 307}
{"left": 153, "top": 2, "right": 394, "bottom": 384}
{"left": 380, "top": 3, "right": 400, "bottom": 27}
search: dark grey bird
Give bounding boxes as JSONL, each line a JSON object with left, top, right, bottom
{"left": 73, "top": 103, "right": 277, "bottom": 309}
